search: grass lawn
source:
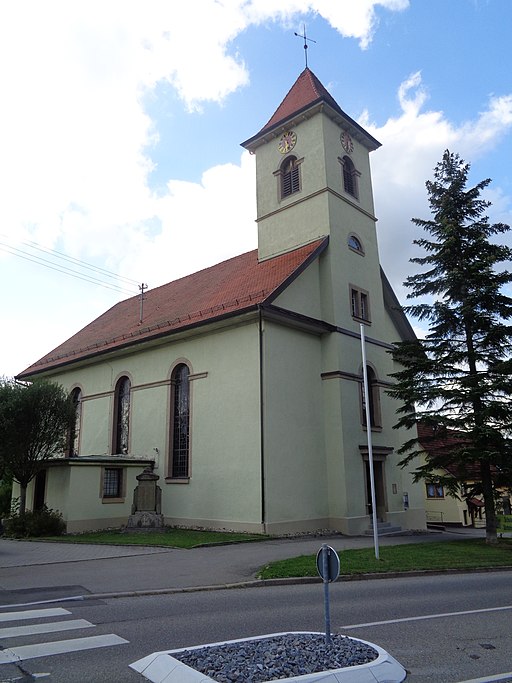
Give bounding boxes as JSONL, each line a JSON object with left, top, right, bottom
{"left": 42, "top": 528, "right": 269, "bottom": 549}
{"left": 257, "top": 539, "right": 512, "bottom": 579}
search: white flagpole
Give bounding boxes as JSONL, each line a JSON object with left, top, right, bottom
{"left": 360, "top": 323, "right": 380, "bottom": 560}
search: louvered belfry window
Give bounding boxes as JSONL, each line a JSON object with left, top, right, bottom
{"left": 342, "top": 156, "right": 358, "bottom": 198}
{"left": 281, "top": 156, "right": 300, "bottom": 198}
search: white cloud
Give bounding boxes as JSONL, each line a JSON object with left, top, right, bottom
{"left": 364, "top": 72, "right": 512, "bottom": 302}
{"left": 118, "top": 152, "right": 257, "bottom": 288}
{"left": 309, "top": 0, "right": 409, "bottom": 49}
{"left": 0, "top": 0, "right": 405, "bottom": 263}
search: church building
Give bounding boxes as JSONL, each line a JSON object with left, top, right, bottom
{"left": 17, "top": 68, "right": 426, "bottom": 535}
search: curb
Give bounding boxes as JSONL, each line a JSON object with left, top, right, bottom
{"left": 78, "top": 565, "right": 512, "bottom": 602}
{"left": 2, "top": 566, "right": 511, "bottom": 609}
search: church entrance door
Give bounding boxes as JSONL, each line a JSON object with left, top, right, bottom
{"left": 365, "top": 460, "right": 386, "bottom": 522}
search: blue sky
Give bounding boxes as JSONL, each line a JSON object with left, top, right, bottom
{"left": 1, "top": 0, "right": 512, "bottom": 377}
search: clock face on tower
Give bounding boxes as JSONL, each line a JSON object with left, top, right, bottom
{"left": 278, "top": 130, "right": 297, "bottom": 154}
{"left": 340, "top": 131, "right": 354, "bottom": 154}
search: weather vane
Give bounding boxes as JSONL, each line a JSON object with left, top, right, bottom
{"left": 294, "top": 24, "right": 316, "bottom": 68}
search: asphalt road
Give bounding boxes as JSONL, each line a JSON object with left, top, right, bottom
{"left": 0, "top": 570, "right": 511, "bottom": 682}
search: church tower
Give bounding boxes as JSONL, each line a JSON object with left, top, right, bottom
{"left": 242, "top": 68, "right": 380, "bottom": 259}
{"left": 243, "top": 69, "right": 423, "bottom": 535}
{"left": 241, "top": 68, "right": 386, "bottom": 332}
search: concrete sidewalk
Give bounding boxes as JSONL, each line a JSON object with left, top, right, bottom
{"left": 0, "top": 527, "right": 489, "bottom": 602}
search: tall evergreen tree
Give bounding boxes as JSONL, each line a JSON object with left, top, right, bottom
{"left": 389, "top": 150, "right": 512, "bottom": 544}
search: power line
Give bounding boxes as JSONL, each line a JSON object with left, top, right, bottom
{"left": 0, "top": 241, "right": 138, "bottom": 296}
{"left": 20, "top": 237, "right": 141, "bottom": 287}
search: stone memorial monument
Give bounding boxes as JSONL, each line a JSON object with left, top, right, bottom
{"left": 126, "top": 466, "right": 164, "bottom": 530}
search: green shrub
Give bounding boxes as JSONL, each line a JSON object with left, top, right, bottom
{"left": 3, "top": 504, "right": 66, "bottom": 538}
{"left": 0, "top": 479, "right": 12, "bottom": 517}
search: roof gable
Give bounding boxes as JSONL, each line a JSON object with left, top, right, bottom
{"left": 417, "top": 421, "right": 479, "bottom": 479}
{"left": 242, "top": 67, "right": 380, "bottom": 151}
{"left": 262, "top": 68, "right": 341, "bottom": 133}
{"left": 19, "top": 239, "right": 327, "bottom": 377}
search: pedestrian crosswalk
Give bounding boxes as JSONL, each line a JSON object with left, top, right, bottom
{"left": 0, "top": 605, "right": 128, "bottom": 665}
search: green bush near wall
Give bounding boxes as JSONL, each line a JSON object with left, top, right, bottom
{"left": 3, "top": 502, "right": 66, "bottom": 538}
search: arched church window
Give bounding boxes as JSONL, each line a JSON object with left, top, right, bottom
{"left": 348, "top": 234, "right": 364, "bottom": 254}
{"left": 342, "top": 156, "right": 359, "bottom": 199}
{"left": 280, "top": 156, "right": 301, "bottom": 198}
{"left": 361, "top": 366, "right": 381, "bottom": 429}
{"left": 113, "top": 376, "right": 131, "bottom": 454}
{"left": 67, "top": 387, "right": 82, "bottom": 456}
{"left": 169, "top": 363, "right": 190, "bottom": 479}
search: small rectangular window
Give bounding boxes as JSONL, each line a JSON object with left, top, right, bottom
{"left": 350, "top": 287, "right": 370, "bottom": 322}
{"left": 103, "top": 468, "right": 123, "bottom": 498}
{"left": 426, "top": 483, "right": 444, "bottom": 499}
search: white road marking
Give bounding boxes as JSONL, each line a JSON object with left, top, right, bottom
{"left": 0, "top": 608, "right": 70, "bottom": 622}
{"left": 456, "top": 674, "right": 512, "bottom": 683}
{"left": 0, "top": 618, "right": 94, "bottom": 638}
{"left": 0, "top": 596, "right": 84, "bottom": 610}
{"left": 340, "top": 603, "right": 512, "bottom": 629}
{"left": 0, "top": 634, "right": 129, "bottom": 663}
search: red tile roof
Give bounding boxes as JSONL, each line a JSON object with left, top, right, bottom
{"left": 19, "top": 239, "right": 327, "bottom": 378}
{"left": 262, "top": 68, "right": 342, "bottom": 133}
{"left": 417, "top": 421, "right": 482, "bottom": 479}
{"left": 242, "top": 67, "right": 380, "bottom": 150}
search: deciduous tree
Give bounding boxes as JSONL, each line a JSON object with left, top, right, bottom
{"left": 0, "top": 378, "right": 74, "bottom": 515}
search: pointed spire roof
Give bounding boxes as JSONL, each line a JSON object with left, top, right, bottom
{"left": 262, "top": 68, "right": 342, "bottom": 132}
{"left": 241, "top": 67, "right": 380, "bottom": 152}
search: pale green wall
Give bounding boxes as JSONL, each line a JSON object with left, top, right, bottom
{"left": 262, "top": 320, "right": 328, "bottom": 527}
{"left": 263, "top": 175, "right": 425, "bottom": 535}
{"left": 42, "top": 319, "right": 263, "bottom": 530}
{"left": 163, "top": 322, "right": 262, "bottom": 526}
{"left": 256, "top": 111, "right": 377, "bottom": 263}
{"left": 273, "top": 257, "right": 323, "bottom": 321}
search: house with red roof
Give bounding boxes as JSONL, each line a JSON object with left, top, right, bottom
{"left": 16, "top": 68, "right": 426, "bottom": 535}
{"left": 417, "top": 422, "right": 511, "bottom": 527}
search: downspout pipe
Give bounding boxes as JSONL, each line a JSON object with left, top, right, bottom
{"left": 258, "top": 307, "right": 266, "bottom": 531}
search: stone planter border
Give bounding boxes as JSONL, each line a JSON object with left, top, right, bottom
{"left": 130, "top": 631, "right": 407, "bottom": 682}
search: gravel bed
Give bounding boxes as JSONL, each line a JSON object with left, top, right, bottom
{"left": 173, "top": 632, "right": 378, "bottom": 682}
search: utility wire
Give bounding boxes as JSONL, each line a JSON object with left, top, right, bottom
{"left": 19, "top": 237, "right": 141, "bottom": 287}
{"left": 0, "top": 241, "right": 138, "bottom": 296}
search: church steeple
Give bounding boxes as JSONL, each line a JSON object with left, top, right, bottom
{"left": 242, "top": 69, "right": 381, "bottom": 263}
{"left": 242, "top": 68, "right": 380, "bottom": 153}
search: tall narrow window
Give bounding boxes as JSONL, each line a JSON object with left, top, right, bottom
{"left": 342, "top": 156, "right": 359, "bottom": 198}
{"left": 113, "top": 376, "right": 130, "bottom": 454}
{"left": 280, "top": 156, "right": 301, "bottom": 198}
{"left": 67, "top": 387, "right": 82, "bottom": 456}
{"left": 170, "top": 364, "right": 190, "bottom": 478}
{"left": 362, "top": 366, "right": 381, "bottom": 429}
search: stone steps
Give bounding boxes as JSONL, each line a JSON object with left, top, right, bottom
{"left": 364, "top": 521, "right": 402, "bottom": 536}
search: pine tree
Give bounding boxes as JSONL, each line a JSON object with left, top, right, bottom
{"left": 389, "top": 150, "right": 512, "bottom": 543}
